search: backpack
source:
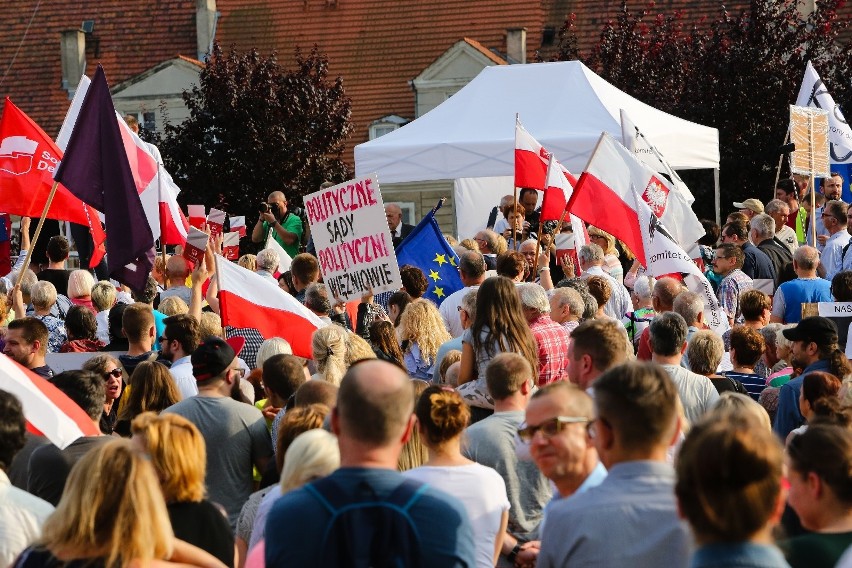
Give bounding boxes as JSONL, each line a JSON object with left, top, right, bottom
{"left": 304, "top": 477, "right": 426, "bottom": 568}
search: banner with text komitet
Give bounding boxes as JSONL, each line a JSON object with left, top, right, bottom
{"left": 303, "top": 174, "right": 401, "bottom": 302}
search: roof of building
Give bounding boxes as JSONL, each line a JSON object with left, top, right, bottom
{"left": 0, "top": 0, "right": 197, "bottom": 135}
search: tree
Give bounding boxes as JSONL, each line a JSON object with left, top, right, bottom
{"left": 551, "top": 0, "right": 852, "bottom": 219}
{"left": 157, "top": 42, "right": 353, "bottom": 218}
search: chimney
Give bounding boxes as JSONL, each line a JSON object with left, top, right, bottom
{"left": 506, "top": 28, "right": 527, "bottom": 64}
{"left": 196, "top": 0, "right": 218, "bottom": 61}
{"left": 60, "top": 30, "right": 86, "bottom": 99}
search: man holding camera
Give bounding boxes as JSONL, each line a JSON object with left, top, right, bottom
{"left": 251, "top": 191, "right": 303, "bottom": 258}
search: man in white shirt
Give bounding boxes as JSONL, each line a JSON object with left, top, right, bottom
{"left": 818, "top": 200, "right": 850, "bottom": 280}
{"left": 0, "top": 390, "right": 54, "bottom": 566}
{"left": 160, "top": 314, "right": 201, "bottom": 399}
{"left": 577, "top": 244, "right": 631, "bottom": 320}
{"left": 439, "top": 251, "right": 486, "bottom": 337}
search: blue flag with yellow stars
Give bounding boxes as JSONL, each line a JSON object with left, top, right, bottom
{"left": 395, "top": 207, "right": 463, "bottom": 305}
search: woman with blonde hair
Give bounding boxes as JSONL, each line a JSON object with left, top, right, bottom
{"left": 311, "top": 326, "right": 376, "bottom": 385}
{"left": 13, "top": 439, "right": 225, "bottom": 568}
{"left": 66, "top": 269, "right": 96, "bottom": 313}
{"left": 114, "top": 361, "right": 181, "bottom": 437}
{"left": 587, "top": 227, "right": 623, "bottom": 283}
{"left": 237, "top": 254, "right": 257, "bottom": 273}
{"left": 404, "top": 385, "right": 509, "bottom": 567}
{"left": 243, "top": 429, "right": 340, "bottom": 568}
{"left": 397, "top": 379, "right": 430, "bottom": 471}
{"left": 131, "top": 412, "right": 234, "bottom": 567}
{"left": 158, "top": 296, "right": 189, "bottom": 317}
{"left": 398, "top": 298, "right": 451, "bottom": 380}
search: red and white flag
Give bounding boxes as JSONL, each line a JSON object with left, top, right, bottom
{"left": 217, "top": 255, "right": 326, "bottom": 358}
{"left": 230, "top": 216, "right": 247, "bottom": 237}
{"left": 223, "top": 231, "right": 240, "bottom": 260}
{"left": 207, "top": 208, "right": 227, "bottom": 238}
{"left": 567, "top": 132, "right": 705, "bottom": 265}
{"left": 515, "top": 117, "right": 578, "bottom": 192}
{"left": 0, "top": 354, "right": 101, "bottom": 449}
{"left": 188, "top": 205, "right": 206, "bottom": 229}
{"left": 544, "top": 155, "right": 588, "bottom": 243}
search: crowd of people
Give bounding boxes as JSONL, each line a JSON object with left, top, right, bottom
{"left": 1, "top": 173, "right": 852, "bottom": 568}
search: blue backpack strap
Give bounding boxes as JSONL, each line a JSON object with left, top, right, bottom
{"left": 304, "top": 476, "right": 349, "bottom": 514}
{"left": 385, "top": 478, "right": 429, "bottom": 512}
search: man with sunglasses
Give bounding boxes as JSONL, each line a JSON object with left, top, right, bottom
{"left": 538, "top": 361, "right": 689, "bottom": 568}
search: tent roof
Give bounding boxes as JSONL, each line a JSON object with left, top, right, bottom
{"left": 355, "top": 61, "right": 719, "bottom": 183}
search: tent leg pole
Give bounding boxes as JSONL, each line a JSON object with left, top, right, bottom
{"left": 714, "top": 169, "right": 721, "bottom": 227}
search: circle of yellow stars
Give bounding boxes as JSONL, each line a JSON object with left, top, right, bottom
{"left": 430, "top": 253, "right": 457, "bottom": 299}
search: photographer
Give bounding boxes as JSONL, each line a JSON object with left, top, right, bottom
{"left": 251, "top": 191, "right": 303, "bottom": 258}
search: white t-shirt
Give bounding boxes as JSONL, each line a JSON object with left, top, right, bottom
{"left": 404, "top": 463, "right": 509, "bottom": 568}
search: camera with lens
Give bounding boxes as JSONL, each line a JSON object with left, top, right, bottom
{"left": 258, "top": 202, "right": 270, "bottom": 214}
{"left": 258, "top": 202, "right": 281, "bottom": 218}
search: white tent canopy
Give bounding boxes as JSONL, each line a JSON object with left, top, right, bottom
{"left": 355, "top": 60, "right": 720, "bottom": 233}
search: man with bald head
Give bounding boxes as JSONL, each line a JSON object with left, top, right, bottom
{"left": 159, "top": 255, "right": 192, "bottom": 305}
{"left": 771, "top": 246, "right": 832, "bottom": 324}
{"left": 385, "top": 203, "right": 414, "bottom": 248}
{"left": 265, "top": 359, "right": 476, "bottom": 567}
{"left": 252, "top": 190, "right": 303, "bottom": 258}
{"left": 636, "top": 276, "right": 685, "bottom": 360}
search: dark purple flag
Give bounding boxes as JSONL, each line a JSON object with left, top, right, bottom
{"left": 53, "top": 65, "right": 153, "bottom": 292}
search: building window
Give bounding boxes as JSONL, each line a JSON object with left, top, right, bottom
{"left": 142, "top": 111, "right": 156, "bottom": 132}
{"left": 369, "top": 115, "right": 409, "bottom": 140}
{"left": 387, "top": 201, "right": 416, "bottom": 225}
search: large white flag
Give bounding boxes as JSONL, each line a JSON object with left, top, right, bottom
{"left": 266, "top": 230, "right": 293, "bottom": 272}
{"left": 620, "top": 109, "right": 695, "bottom": 203}
{"left": 633, "top": 186, "right": 729, "bottom": 336}
{"left": 796, "top": 61, "right": 852, "bottom": 164}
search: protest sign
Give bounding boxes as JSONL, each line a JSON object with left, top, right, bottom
{"left": 790, "top": 105, "right": 830, "bottom": 178}
{"left": 818, "top": 302, "right": 852, "bottom": 352}
{"left": 223, "top": 231, "right": 240, "bottom": 260}
{"left": 182, "top": 226, "right": 208, "bottom": 265}
{"left": 207, "top": 208, "right": 227, "bottom": 238}
{"left": 303, "top": 174, "right": 401, "bottom": 302}
{"left": 230, "top": 215, "right": 246, "bottom": 237}
{"left": 188, "top": 205, "right": 206, "bottom": 229}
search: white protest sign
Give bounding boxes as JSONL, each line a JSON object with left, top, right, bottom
{"left": 303, "top": 174, "right": 401, "bottom": 302}
{"left": 182, "top": 226, "right": 209, "bottom": 266}
{"left": 818, "top": 302, "right": 852, "bottom": 317}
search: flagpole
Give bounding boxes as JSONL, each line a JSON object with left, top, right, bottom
{"left": 212, "top": 252, "right": 226, "bottom": 340}
{"left": 808, "top": 112, "right": 817, "bottom": 247}
{"left": 513, "top": 113, "right": 521, "bottom": 251}
{"left": 15, "top": 181, "right": 60, "bottom": 287}
{"left": 774, "top": 128, "right": 791, "bottom": 198}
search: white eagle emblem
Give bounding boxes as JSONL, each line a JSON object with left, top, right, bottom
{"left": 642, "top": 176, "right": 669, "bottom": 218}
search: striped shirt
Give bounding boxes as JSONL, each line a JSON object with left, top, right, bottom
{"left": 722, "top": 371, "right": 766, "bottom": 401}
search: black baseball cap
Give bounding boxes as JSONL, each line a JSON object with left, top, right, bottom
{"left": 191, "top": 336, "right": 245, "bottom": 381}
{"left": 781, "top": 316, "right": 839, "bottom": 346}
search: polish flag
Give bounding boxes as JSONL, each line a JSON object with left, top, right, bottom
{"left": 0, "top": 354, "right": 100, "bottom": 449}
{"left": 188, "top": 205, "right": 206, "bottom": 229}
{"left": 230, "top": 216, "right": 247, "bottom": 237}
{"left": 515, "top": 117, "right": 578, "bottom": 190}
{"left": 545, "top": 155, "right": 588, "bottom": 248}
{"left": 223, "top": 231, "right": 240, "bottom": 260}
{"left": 266, "top": 231, "right": 292, "bottom": 272}
{"left": 567, "top": 132, "right": 705, "bottom": 266}
{"left": 217, "top": 255, "right": 326, "bottom": 358}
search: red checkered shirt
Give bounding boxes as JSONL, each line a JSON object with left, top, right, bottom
{"left": 529, "top": 314, "right": 571, "bottom": 386}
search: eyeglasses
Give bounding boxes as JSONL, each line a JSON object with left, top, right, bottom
{"left": 517, "top": 416, "right": 589, "bottom": 442}
{"left": 103, "top": 368, "right": 123, "bottom": 379}
{"left": 158, "top": 336, "right": 171, "bottom": 343}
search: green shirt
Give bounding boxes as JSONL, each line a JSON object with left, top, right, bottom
{"left": 783, "top": 531, "right": 852, "bottom": 568}
{"left": 263, "top": 213, "right": 303, "bottom": 258}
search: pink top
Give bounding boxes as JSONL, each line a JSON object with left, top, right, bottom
{"left": 245, "top": 540, "right": 265, "bottom": 568}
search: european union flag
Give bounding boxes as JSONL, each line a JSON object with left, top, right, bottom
{"left": 396, "top": 207, "right": 463, "bottom": 305}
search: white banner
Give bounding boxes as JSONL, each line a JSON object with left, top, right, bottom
{"left": 797, "top": 61, "right": 852, "bottom": 164}
{"left": 303, "top": 174, "right": 401, "bottom": 302}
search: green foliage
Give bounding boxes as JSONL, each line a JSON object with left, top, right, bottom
{"left": 551, "top": 0, "right": 852, "bottom": 218}
{"left": 156, "top": 42, "right": 353, "bottom": 217}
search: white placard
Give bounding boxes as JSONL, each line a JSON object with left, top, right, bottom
{"left": 303, "top": 174, "right": 401, "bottom": 302}
{"left": 182, "top": 226, "right": 209, "bottom": 265}
{"left": 207, "top": 208, "right": 227, "bottom": 237}
{"left": 818, "top": 302, "right": 852, "bottom": 317}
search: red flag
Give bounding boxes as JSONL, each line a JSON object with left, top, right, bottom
{"left": 0, "top": 98, "right": 106, "bottom": 267}
{"left": 217, "top": 255, "right": 326, "bottom": 358}
{"left": 0, "top": 354, "right": 100, "bottom": 449}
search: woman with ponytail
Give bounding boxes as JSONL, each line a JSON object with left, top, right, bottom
{"left": 403, "top": 386, "right": 509, "bottom": 568}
